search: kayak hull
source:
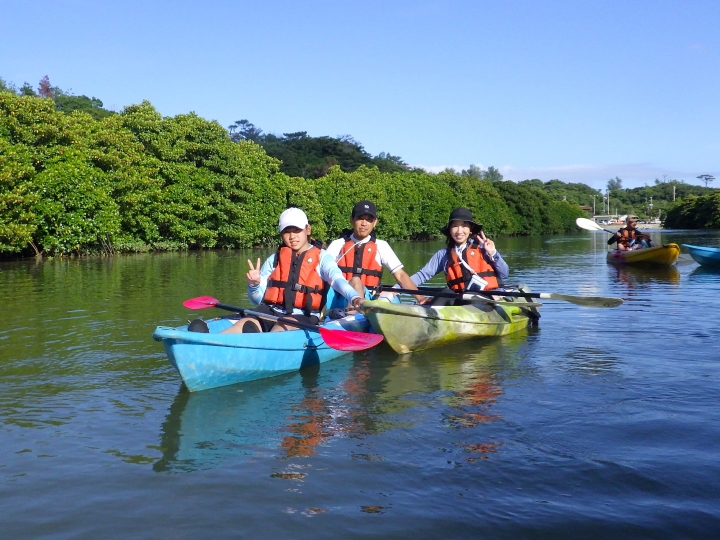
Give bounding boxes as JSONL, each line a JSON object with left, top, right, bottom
{"left": 682, "top": 244, "right": 720, "bottom": 267}
{"left": 361, "top": 294, "right": 538, "bottom": 354}
{"left": 606, "top": 243, "right": 680, "bottom": 265}
{"left": 153, "top": 315, "right": 370, "bottom": 391}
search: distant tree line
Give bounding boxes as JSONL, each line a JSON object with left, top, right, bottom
{"left": 0, "top": 75, "right": 114, "bottom": 120}
{"left": 2, "top": 75, "right": 717, "bottom": 259}
{"left": 228, "top": 119, "right": 409, "bottom": 178}
{"left": 0, "top": 87, "right": 589, "bottom": 258}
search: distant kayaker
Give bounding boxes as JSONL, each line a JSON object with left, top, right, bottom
{"left": 408, "top": 207, "right": 509, "bottom": 305}
{"left": 218, "top": 207, "right": 364, "bottom": 333}
{"left": 325, "top": 200, "right": 424, "bottom": 309}
{"left": 608, "top": 216, "right": 652, "bottom": 251}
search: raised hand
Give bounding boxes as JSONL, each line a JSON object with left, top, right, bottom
{"left": 478, "top": 231, "right": 496, "bottom": 257}
{"left": 246, "top": 258, "right": 262, "bottom": 287}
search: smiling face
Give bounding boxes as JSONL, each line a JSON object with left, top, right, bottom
{"left": 626, "top": 218, "right": 638, "bottom": 230}
{"left": 449, "top": 220, "right": 472, "bottom": 246}
{"left": 352, "top": 213, "right": 377, "bottom": 240}
{"left": 281, "top": 225, "right": 312, "bottom": 252}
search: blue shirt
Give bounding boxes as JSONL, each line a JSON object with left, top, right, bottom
{"left": 409, "top": 244, "right": 509, "bottom": 286}
{"left": 248, "top": 248, "right": 360, "bottom": 315}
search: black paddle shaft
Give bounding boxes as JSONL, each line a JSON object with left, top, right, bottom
{"left": 380, "top": 285, "right": 536, "bottom": 300}
{"left": 214, "top": 302, "right": 320, "bottom": 332}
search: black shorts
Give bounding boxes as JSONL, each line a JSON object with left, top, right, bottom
{"left": 248, "top": 304, "right": 320, "bottom": 332}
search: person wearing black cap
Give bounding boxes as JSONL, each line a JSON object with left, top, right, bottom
{"left": 326, "top": 200, "right": 423, "bottom": 308}
{"left": 408, "top": 207, "right": 509, "bottom": 305}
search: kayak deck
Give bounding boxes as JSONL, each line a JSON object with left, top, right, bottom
{"left": 361, "top": 293, "right": 539, "bottom": 354}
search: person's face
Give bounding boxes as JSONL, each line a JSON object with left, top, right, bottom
{"left": 449, "top": 220, "right": 472, "bottom": 245}
{"left": 281, "top": 225, "right": 311, "bottom": 251}
{"left": 626, "top": 219, "right": 638, "bottom": 229}
{"left": 352, "top": 213, "right": 377, "bottom": 239}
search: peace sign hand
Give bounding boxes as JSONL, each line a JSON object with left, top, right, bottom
{"left": 246, "top": 258, "right": 262, "bottom": 287}
{"left": 478, "top": 231, "right": 496, "bottom": 258}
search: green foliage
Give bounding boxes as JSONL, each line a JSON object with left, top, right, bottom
{"left": 229, "top": 119, "right": 409, "bottom": 178}
{"left": 0, "top": 89, "right": 598, "bottom": 258}
{"left": 459, "top": 165, "right": 504, "bottom": 182}
{"left": 607, "top": 176, "right": 623, "bottom": 191}
{"left": 55, "top": 93, "right": 114, "bottom": 120}
{"left": 493, "top": 180, "right": 585, "bottom": 235}
{"left": 31, "top": 154, "right": 121, "bottom": 254}
{"left": 19, "top": 83, "right": 36, "bottom": 96}
{"left": 520, "top": 178, "right": 601, "bottom": 208}
{"left": 116, "top": 102, "right": 291, "bottom": 249}
{"left": 664, "top": 192, "right": 720, "bottom": 229}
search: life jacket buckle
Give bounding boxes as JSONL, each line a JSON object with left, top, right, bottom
{"left": 291, "top": 283, "right": 303, "bottom": 291}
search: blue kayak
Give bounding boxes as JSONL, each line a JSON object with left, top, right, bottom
{"left": 153, "top": 314, "right": 371, "bottom": 392}
{"left": 681, "top": 244, "right": 720, "bottom": 267}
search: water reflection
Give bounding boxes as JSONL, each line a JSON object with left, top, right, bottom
{"left": 688, "top": 265, "right": 720, "bottom": 284}
{"left": 609, "top": 264, "right": 680, "bottom": 289}
{"left": 154, "top": 331, "right": 533, "bottom": 472}
{"left": 153, "top": 359, "right": 360, "bottom": 472}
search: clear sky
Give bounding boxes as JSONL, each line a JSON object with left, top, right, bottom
{"left": 2, "top": 0, "right": 718, "bottom": 190}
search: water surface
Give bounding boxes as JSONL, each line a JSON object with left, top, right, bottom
{"left": 1, "top": 230, "right": 719, "bottom": 539}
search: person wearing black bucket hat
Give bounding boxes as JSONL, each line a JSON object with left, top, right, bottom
{"left": 326, "top": 200, "right": 424, "bottom": 310}
{"left": 440, "top": 207, "right": 483, "bottom": 236}
{"left": 406, "top": 207, "right": 509, "bottom": 305}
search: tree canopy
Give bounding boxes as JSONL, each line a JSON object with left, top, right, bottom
{"left": 3, "top": 74, "right": 717, "bottom": 258}
{"left": 229, "top": 119, "right": 410, "bottom": 178}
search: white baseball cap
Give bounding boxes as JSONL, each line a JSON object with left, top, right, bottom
{"left": 278, "top": 207, "right": 309, "bottom": 232}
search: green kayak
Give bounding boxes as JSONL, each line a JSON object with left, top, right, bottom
{"left": 361, "top": 292, "right": 540, "bottom": 354}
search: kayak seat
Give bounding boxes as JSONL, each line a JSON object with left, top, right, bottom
{"left": 326, "top": 308, "right": 347, "bottom": 320}
{"left": 241, "top": 320, "right": 261, "bottom": 333}
{"left": 188, "top": 319, "right": 210, "bottom": 333}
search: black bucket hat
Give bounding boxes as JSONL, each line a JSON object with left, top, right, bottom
{"left": 441, "top": 207, "right": 482, "bottom": 235}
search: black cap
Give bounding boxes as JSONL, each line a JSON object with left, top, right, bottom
{"left": 351, "top": 200, "right": 377, "bottom": 219}
{"left": 441, "top": 207, "right": 482, "bottom": 234}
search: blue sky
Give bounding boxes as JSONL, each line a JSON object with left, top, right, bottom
{"left": 2, "top": 0, "right": 718, "bottom": 190}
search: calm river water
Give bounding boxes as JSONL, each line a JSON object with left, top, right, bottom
{"left": 2, "top": 230, "right": 720, "bottom": 539}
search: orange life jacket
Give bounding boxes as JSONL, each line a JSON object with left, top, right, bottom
{"left": 335, "top": 232, "right": 383, "bottom": 288}
{"left": 445, "top": 242, "right": 500, "bottom": 292}
{"left": 263, "top": 245, "right": 326, "bottom": 315}
{"left": 616, "top": 228, "right": 640, "bottom": 247}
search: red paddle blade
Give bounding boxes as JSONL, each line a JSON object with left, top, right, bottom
{"left": 183, "top": 296, "right": 219, "bottom": 310}
{"left": 318, "top": 327, "right": 383, "bottom": 352}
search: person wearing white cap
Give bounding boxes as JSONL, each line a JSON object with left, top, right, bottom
{"left": 326, "top": 200, "right": 424, "bottom": 308}
{"left": 219, "top": 207, "right": 364, "bottom": 334}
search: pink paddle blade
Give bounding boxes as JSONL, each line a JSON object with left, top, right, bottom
{"left": 183, "top": 296, "right": 219, "bottom": 310}
{"left": 318, "top": 327, "right": 384, "bottom": 352}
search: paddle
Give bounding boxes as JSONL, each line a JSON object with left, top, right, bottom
{"left": 183, "top": 296, "right": 383, "bottom": 352}
{"left": 576, "top": 217, "right": 654, "bottom": 249}
{"left": 576, "top": 217, "right": 617, "bottom": 234}
{"left": 386, "top": 285, "right": 623, "bottom": 308}
{"left": 377, "top": 286, "right": 540, "bottom": 307}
